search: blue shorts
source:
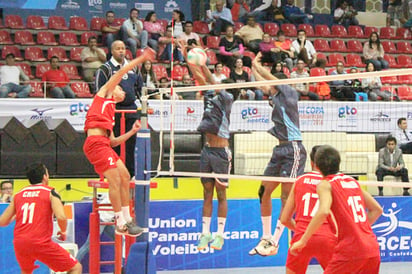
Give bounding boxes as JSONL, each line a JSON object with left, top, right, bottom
{"left": 200, "top": 146, "right": 232, "bottom": 186}
{"left": 263, "top": 141, "right": 306, "bottom": 178}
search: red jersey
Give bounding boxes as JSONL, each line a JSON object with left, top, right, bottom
{"left": 84, "top": 95, "right": 116, "bottom": 133}
{"left": 13, "top": 184, "right": 55, "bottom": 243}
{"left": 294, "top": 171, "right": 335, "bottom": 235}
{"left": 41, "top": 69, "right": 69, "bottom": 87}
{"left": 327, "top": 173, "right": 380, "bottom": 259}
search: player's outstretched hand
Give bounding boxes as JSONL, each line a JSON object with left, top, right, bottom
{"left": 142, "top": 47, "right": 156, "bottom": 61}
{"left": 132, "top": 120, "right": 142, "bottom": 133}
{"left": 57, "top": 231, "right": 67, "bottom": 241}
{"left": 289, "top": 239, "right": 306, "bottom": 255}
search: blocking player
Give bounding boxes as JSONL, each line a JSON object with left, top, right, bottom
{"left": 280, "top": 146, "right": 337, "bottom": 273}
{"left": 290, "top": 145, "right": 382, "bottom": 273}
{"left": 83, "top": 48, "right": 154, "bottom": 236}
{"left": 250, "top": 52, "right": 307, "bottom": 256}
{"left": 0, "top": 163, "right": 82, "bottom": 274}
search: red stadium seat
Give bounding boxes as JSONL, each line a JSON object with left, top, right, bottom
{"left": 206, "top": 36, "right": 221, "bottom": 49}
{"left": 310, "top": 67, "right": 326, "bottom": 77}
{"left": 396, "top": 28, "right": 412, "bottom": 39}
{"left": 60, "top": 64, "right": 82, "bottom": 80}
{"left": 171, "top": 65, "right": 189, "bottom": 81}
{"left": 81, "top": 32, "right": 98, "bottom": 45}
{"left": 35, "top": 64, "right": 51, "bottom": 78}
{"left": 90, "top": 17, "right": 105, "bottom": 31}
{"left": 396, "top": 42, "right": 412, "bottom": 54}
{"left": 282, "top": 67, "right": 290, "bottom": 78}
{"left": 70, "top": 47, "right": 83, "bottom": 62}
{"left": 313, "top": 39, "right": 331, "bottom": 52}
{"left": 59, "top": 32, "right": 80, "bottom": 46}
{"left": 327, "top": 53, "right": 345, "bottom": 67}
{"left": 221, "top": 66, "right": 230, "bottom": 78}
{"left": 125, "top": 49, "right": 133, "bottom": 60}
{"left": 328, "top": 68, "right": 336, "bottom": 75}
{"left": 381, "top": 41, "right": 397, "bottom": 54}
{"left": 314, "top": 24, "right": 331, "bottom": 37}
{"left": 25, "top": 47, "right": 47, "bottom": 62}
{"left": 69, "top": 16, "right": 89, "bottom": 31}
{"left": 242, "top": 66, "right": 252, "bottom": 79}
{"left": 397, "top": 86, "right": 412, "bottom": 100}
{"left": 364, "top": 26, "right": 378, "bottom": 38}
{"left": 5, "top": 15, "right": 24, "bottom": 29}
{"left": 381, "top": 75, "right": 398, "bottom": 84}
{"left": 113, "top": 18, "right": 126, "bottom": 26}
{"left": 398, "top": 74, "right": 412, "bottom": 85}
{"left": 397, "top": 55, "right": 412, "bottom": 68}
{"left": 233, "top": 22, "right": 244, "bottom": 32}
{"left": 47, "top": 47, "right": 69, "bottom": 62}
{"left": 331, "top": 25, "right": 348, "bottom": 37}
{"left": 0, "top": 30, "right": 13, "bottom": 44}
{"left": 16, "top": 63, "right": 35, "bottom": 79}
{"left": 29, "top": 81, "right": 45, "bottom": 98}
{"left": 298, "top": 24, "right": 314, "bottom": 37}
{"left": 345, "top": 54, "right": 363, "bottom": 67}
{"left": 347, "top": 25, "right": 365, "bottom": 38}
{"left": 14, "top": 30, "right": 35, "bottom": 45}
{"left": 281, "top": 23, "right": 297, "bottom": 37}
{"left": 264, "top": 23, "right": 279, "bottom": 36}
{"left": 380, "top": 27, "right": 396, "bottom": 39}
{"left": 71, "top": 82, "right": 94, "bottom": 98}
{"left": 37, "top": 31, "right": 58, "bottom": 46}
{"left": 316, "top": 52, "right": 327, "bottom": 63}
{"left": 384, "top": 55, "right": 400, "bottom": 68}
{"left": 158, "top": 19, "right": 168, "bottom": 32}
{"left": 206, "top": 50, "right": 218, "bottom": 65}
{"left": 243, "top": 51, "right": 256, "bottom": 60}
{"left": 347, "top": 40, "right": 363, "bottom": 53}
{"left": 152, "top": 64, "right": 168, "bottom": 80}
{"left": 26, "top": 15, "right": 46, "bottom": 30}
{"left": 330, "top": 39, "right": 348, "bottom": 52}
{"left": 48, "top": 16, "right": 69, "bottom": 30}
{"left": 193, "top": 21, "right": 209, "bottom": 34}
{"left": 2, "top": 45, "right": 23, "bottom": 61}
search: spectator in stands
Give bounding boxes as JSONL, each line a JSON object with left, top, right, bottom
{"left": 387, "top": 0, "right": 407, "bottom": 26}
{"left": 0, "top": 180, "right": 13, "bottom": 203}
{"left": 212, "top": 62, "right": 228, "bottom": 83}
{"left": 122, "top": 8, "right": 149, "bottom": 57}
{"left": 178, "top": 21, "right": 202, "bottom": 52}
{"left": 271, "top": 61, "right": 288, "bottom": 79}
{"left": 362, "top": 62, "right": 397, "bottom": 101}
{"left": 81, "top": 36, "right": 106, "bottom": 85}
{"left": 101, "top": 10, "right": 121, "bottom": 50}
{"left": 0, "top": 53, "right": 31, "bottom": 98}
{"left": 256, "top": 0, "right": 286, "bottom": 25}
{"left": 376, "top": 136, "right": 410, "bottom": 196}
{"left": 207, "top": 0, "right": 234, "bottom": 36}
{"left": 393, "top": 117, "right": 412, "bottom": 154}
{"left": 159, "top": 26, "right": 184, "bottom": 64}
{"left": 230, "top": 58, "right": 263, "bottom": 100}
{"left": 273, "top": 31, "right": 294, "bottom": 72}
{"left": 141, "top": 60, "right": 159, "bottom": 96}
{"left": 363, "top": 32, "right": 389, "bottom": 71}
{"left": 144, "top": 11, "right": 164, "bottom": 52}
{"left": 329, "top": 61, "right": 355, "bottom": 101}
{"left": 235, "top": 15, "right": 264, "bottom": 54}
{"left": 259, "top": 33, "right": 276, "bottom": 64}
{"left": 284, "top": 0, "right": 312, "bottom": 24}
{"left": 290, "top": 59, "right": 319, "bottom": 100}
{"left": 219, "top": 25, "right": 251, "bottom": 68}
{"left": 41, "top": 56, "right": 75, "bottom": 98}
{"left": 170, "top": 10, "right": 185, "bottom": 38}
{"left": 178, "top": 73, "right": 198, "bottom": 100}
{"left": 333, "top": 0, "right": 359, "bottom": 27}
{"left": 291, "top": 29, "right": 317, "bottom": 67}
{"left": 348, "top": 67, "right": 368, "bottom": 101}
{"left": 231, "top": 0, "right": 250, "bottom": 23}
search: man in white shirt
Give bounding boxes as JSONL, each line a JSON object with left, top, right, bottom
{"left": 121, "top": 8, "right": 148, "bottom": 58}
{"left": 291, "top": 29, "right": 317, "bottom": 67}
{"left": 178, "top": 21, "right": 202, "bottom": 52}
{"left": 81, "top": 36, "right": 107, "bottom": 84}
{"left": 208, "top": 0, "right": 234, "bottom": 36}
{"left": 393, "top": 117, "right": 412, "bottom": 154}
{"left": 376, "top": 136, "right": 410, "bottom": 196}
{"left": 0, "top": 54, "right": 31, "bottom": 98}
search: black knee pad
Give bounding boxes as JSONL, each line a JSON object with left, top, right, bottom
{"left": 258, "top": 185, "right": 265, "bottom": 204}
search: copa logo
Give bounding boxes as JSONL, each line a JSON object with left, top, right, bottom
{"left": 70, "top": 102, "right": 90, "bottom": 116}
{"left": 338, "top": 105, "right": 357, "bottom": 118}
{"left": 241, "top": 107, "right": 258, "bottom": 119}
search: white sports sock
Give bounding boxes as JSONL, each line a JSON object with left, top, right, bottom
{"left": 261, "top": 216, "right": 272, "bottom": 239}
{"left": 202, "top": 217, "right": 211, "bottom": 234}
{"left": 115, "top": 211, "right": 126, "bottom": 227}
{"left": 271, "top": 220, "right": 285, "bottom": 245}
{"left": 217, "top": 217, "right": 226, "bottom": 236}
{"left": 122, "top": 206, "right": 132, "bottom": 223}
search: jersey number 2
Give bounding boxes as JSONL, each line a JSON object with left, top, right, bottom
{"left": 347, "top": 196, "right": 366, "bottom": 223}
{"left": 302, "top": 192, "right": 319, "bottom": 217}
{"left": 21, "top": 202, "right": 36, "bottom": 224}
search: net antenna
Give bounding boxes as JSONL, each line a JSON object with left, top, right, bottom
{"left": 169, "top": 17, "right": 176, "bottom": 173}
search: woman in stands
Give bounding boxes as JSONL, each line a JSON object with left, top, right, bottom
{"left": 362, "top": 61, "right": 398, "bottom": 101}
{"left": 212, "top": 62, "right": 228, "bottom": 84}
{"left": 363, "top": 32, "right": 389, "bottom": 71}
{"left": 170, "top": 9, "right": 185, "bottom": 38}
{"left": 144, "top": 11, "right": 164, "bottom": 52}
{"left": 141, "top": 60, "right": 159, "bottom": 97}
{"left": 218, "top": 25, "right": 251, "bottom": 68}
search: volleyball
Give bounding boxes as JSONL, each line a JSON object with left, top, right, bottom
{"left": 187, "top": 48, "right": 207, "bottom": 66}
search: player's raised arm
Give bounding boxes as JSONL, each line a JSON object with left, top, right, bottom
{"left": 280, "top": 184, "right": 297, "bottom": 231}
{"left": 0, "top": 200, "right": 15, "bottom": 226}
{"left": 361, "top": 189, "right": 383, "bottom": 225}
{"left": 252, "top": 52, "right": 278, "bottom": 81}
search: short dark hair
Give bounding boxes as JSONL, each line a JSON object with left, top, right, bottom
{"left": 386, "top": 136, "right": 397, "bottom": 145}
{"left": 106, "top": 10, "right": 114, "bottom": 16}
{"left": 5, "top": 53, "right": 15, "bottom": 59}
{"left": 50, "top": 55, "right": 59, "bottom": 63}
{"left": 315, "top": 145, "right": 341, "bottom": 176}
{"left": 88, "top": 36, "right": 98, "bottom": 43}
{"left": 310, "top": 145, "right": 321, "bottom": 162}
{"left": 26, "top": 163, "right": 47, "bottom": 185}
{"left": 145, "top": 11, "right": 156, "bottom": 22}
{"left": 184, "top": 21, "right": 193, "bottom": 27}
{"left": 277, "top": 30, "right": 285, "bottom": 37}
{"left": 1, "top": 180, "right": 13, "bottom": 190}
{"left": 297, "top": 29, "right": 306, "bottom": 35}
{"left": 130, "top": 8, "right": 139, "bottom": 15}
{"left": 398, "top": 117, "right": 406, "bottom": 126}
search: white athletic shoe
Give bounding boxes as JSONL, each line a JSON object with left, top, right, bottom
{"left": 255, "top": 239, "right": 279, "bottom": 256}
{"left": 249, "top": 238, "right": 271, "bottom": 256}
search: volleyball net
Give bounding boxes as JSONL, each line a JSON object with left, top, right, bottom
{"left": 145, "top": 68, "right": 412, "bottom": 193}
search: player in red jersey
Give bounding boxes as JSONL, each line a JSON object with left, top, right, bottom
{"left": 290, "top": 145, "right": 383, "bottom": 274}
{"left": 83, "top": 48, "right": 155, "bottom": 236}
{"left": 0, "top": 163, "right": 82, "bottom": 274}
{"left": 281, "top": 146, "right": 337, "bottom": 274}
